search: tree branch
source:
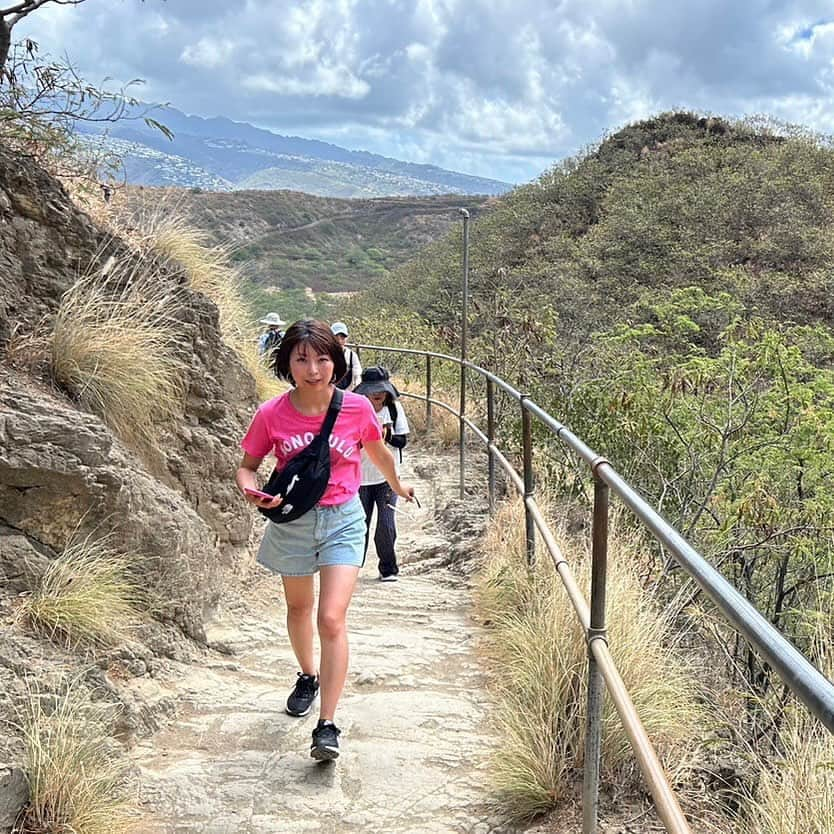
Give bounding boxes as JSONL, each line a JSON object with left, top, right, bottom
{"left": 3, "top": 0, "right": 86, "bottom": 22}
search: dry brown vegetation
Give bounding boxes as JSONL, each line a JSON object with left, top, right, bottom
{"left": 475, "top": 497, "right": 703, "bottom": 821}
{"left": 15, "top": 680, "right": 137, "bottom": 834}
{"left": 18, "top": 532, "right": 140, "bottom": 650}
{"left": 131, "top": 202, "right": 285, "bottom": 402}
{"left": 49, "top": 257, "right": 186, "bottom": 446}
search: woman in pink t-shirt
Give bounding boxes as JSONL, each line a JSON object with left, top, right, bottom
{"left": 236, "top": 319, "right": 415, "bottom": 762}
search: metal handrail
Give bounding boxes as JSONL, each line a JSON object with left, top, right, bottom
{"left": 358, "top": 340, "right": 834, "bottom": 834}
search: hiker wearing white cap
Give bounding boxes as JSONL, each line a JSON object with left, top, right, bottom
{"left": 331, "top": 322, "right": 362, "bottom": 390}
{"left": 259, "top": 312, "right": 287, "bottom": 363}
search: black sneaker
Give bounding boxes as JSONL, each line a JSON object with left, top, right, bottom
{"left": 310, "top": 719, "right": 341, "bottom": 761}
{"left": 286, "top": 673, "right": 319, "bottom": 717}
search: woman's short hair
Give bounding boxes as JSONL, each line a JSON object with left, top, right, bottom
{"left": 273, "top": 319, "right": 347, "bottom": 384}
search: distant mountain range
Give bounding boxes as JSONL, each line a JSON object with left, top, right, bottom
{"left": 78, "top": 105, "right": 513, "bottom": 198}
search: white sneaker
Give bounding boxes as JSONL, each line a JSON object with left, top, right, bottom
{"left": 379, "top": 573, "right": 398, "bottom": 582}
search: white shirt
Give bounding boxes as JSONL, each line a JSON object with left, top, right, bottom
{"left": 360, "top": 400, "right": 409, "bottom": 486}
{"left": 343, "top": 347, "right": 362, "bottom": 390}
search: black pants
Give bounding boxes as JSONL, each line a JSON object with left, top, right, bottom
{"left": 359, "top": 483, "right": 398, "bottom": 577}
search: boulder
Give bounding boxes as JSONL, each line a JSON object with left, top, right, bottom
{"left": 0, "top": 372, "right": 227, "bottom": 642}
{"left": 0, "top": 528, "right": 52, "bottom": 594}
{"left": 0, "top": 764, "right": 27, "bottom": 832}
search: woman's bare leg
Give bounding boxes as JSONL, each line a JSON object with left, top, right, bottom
{"left": 316, "top": 565, "right": 360, "bottom": 720}
{"left": 281, "top": 575, "right": 316, "bottom": 675}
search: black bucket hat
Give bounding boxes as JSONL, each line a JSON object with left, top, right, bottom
{"left": 354, "top": 365, "right": 400, "bottom": 399}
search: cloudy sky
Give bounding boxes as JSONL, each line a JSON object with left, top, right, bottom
{"left": 16, "top": 0, "right": 834, "bottom": 184}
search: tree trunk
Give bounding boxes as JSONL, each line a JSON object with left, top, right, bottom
{"left": 0, "top": 18, "right": 11, "bottom": 80}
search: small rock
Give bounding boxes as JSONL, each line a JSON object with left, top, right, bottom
{"left": 125, "top": 659, "right": 147, "bottom": 677}
{"left": 355, "top": 671, "right": 377, "bottom": 686}
{"left": 0, "top": 764, "right": 28, "bottom": 830}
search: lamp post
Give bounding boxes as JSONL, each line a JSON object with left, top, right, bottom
{"left": 458, "top": 208, "right": 470, "bottom": 500}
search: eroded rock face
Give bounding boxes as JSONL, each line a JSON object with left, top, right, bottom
{"left": 0, "top": 766, "right": 27, "bottom": 832}
{"left": 0, "top": 141, "right": 258, "bottom": 562}
{"left": 0, "top": 142, "right": 267, "bottom": 831}
{"left": 0, "top": 147, "right": 106, "bottom": 343}
{"left": 0, "top": 368, "right": 226, "bottom": 641}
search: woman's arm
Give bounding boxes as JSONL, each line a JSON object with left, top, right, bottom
{"left": 235, "top": 452, "right": 283, "bottom": 508}
{"left": 363, "top": 440, "right": 415, "bottom": 500}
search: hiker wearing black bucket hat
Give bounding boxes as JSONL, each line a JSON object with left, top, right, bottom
{"left": 356, "top": 366, "right": 410, "bottom": 581}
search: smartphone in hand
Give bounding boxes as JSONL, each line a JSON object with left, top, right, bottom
{"left": 244, "top": 487, "right": 273, "bottom": 501}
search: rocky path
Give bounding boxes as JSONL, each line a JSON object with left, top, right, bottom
{"left": 131, "top": 449, "right": 513, "bottom": 834}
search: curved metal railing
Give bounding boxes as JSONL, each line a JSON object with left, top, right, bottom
{"left": 356, "top": 341, "right": 834, "bottom": 834}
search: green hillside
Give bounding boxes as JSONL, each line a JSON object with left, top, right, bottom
{"left": 164, "top": 188, "right": 491, "bottom": 293}
{"left": 371, "top": 112, "right": 834, "bottom": 330}
{"left": 350, "top": 112, "right": 834, "bottom": 719}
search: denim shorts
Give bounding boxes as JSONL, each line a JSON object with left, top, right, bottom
{"left": 256, "top": 496, "right": 366, "bottom": 577}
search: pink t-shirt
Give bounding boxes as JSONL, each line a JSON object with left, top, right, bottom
{"left": 241, "top": 390, "right": 383, "bottom": 506}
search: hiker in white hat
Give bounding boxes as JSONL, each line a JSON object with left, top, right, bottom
{"left": 259, "top": 313, "right": 287, "bottom": 363}
{"left": 331, "top": 322, "right": 362, "bottom": 390}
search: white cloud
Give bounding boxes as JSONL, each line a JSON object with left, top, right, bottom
{"left": 15, "top": 1, "right": 834, "bottom": 182}
{"left": 244, "top": 69, "right": 371, "bottom": 99}
{"left": 180, "top": 37, "right": 236, "bottom": 69}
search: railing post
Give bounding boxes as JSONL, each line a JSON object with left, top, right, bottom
{"left": 459, "top": 208, "right": 469, "bottom": 501}
{"left": 459, "top": 360, "right": 466, "bottom": 500}
{"left": 425, "top": 353, "right": 432, "bottom": 433}
{"left": 487, "top": 377, "right": 496, "bottom": 515}
{"left": 521, "top": 396, "right": 535, "bottom": 566}
{"left": 583, "top": 472, "right": 609, "bottom": 834}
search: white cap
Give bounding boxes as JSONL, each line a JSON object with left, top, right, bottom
{"left": 331, "top": 321, "right": 349, "bottom": 336}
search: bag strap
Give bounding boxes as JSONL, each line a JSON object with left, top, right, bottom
{"left": 385, "top": 400, "right": 403, "bottom": 463}
{"left": 318, "top": 387, "right": 344, "bottom": 441}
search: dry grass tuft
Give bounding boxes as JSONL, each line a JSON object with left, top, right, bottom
{"left": 50, "top": 257, "right": 185, "bottom": 445}
{"left": 132, "top": 206, "right": 283, "bottom": 401}
{"left": 18, "top": 533, "right": 140, "bottom": 650}
{"left": 475, "top": 497, "right": 702, "bottom": 821}
{"left": 399, "top": 383, "right": 460, "bottom": 446}
{"left": 72, "top": 189, "right": 283, "bottom": 401}
{"left": 744, "top": 719, "right": 834, "bottom": 834}
{"left": 148, "top": 215, "right": 245, "bottom": 331}
{"left": 741, "top": 608, "right": 834, "bottom": 834}
{"left": 16, "top": 679, "right": 137, "bottom": 834}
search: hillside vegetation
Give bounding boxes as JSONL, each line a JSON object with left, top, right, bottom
{"left": 133, "top": 189, "right": 490, "bottom": 316}
{"left": 365, "top": 111, "right": 834, "bottom": 660}
{"left": 348, "top": 112, "right": 834, "bottom": 820}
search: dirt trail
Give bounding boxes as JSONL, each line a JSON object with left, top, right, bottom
{"left": 131, "top": 448, "right": 516, "bottom": 834}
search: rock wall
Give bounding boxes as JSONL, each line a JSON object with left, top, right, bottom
{"left": 0, "top": 144, "right": 263, "bottom": 826}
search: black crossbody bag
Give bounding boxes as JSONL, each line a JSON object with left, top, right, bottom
{"left": 259, "top": 388, "right": 344, "bottom": 524}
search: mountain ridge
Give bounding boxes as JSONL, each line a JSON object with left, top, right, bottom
{"left": 81, "top": 105, "right": 514, "bottom": 198}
